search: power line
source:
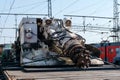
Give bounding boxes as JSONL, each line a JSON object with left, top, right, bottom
{"left": 0, "top": 0, "right": 47, "bottom": 11}
{"left": 67, "top": 0, "right": 102, "bottom": 14}
{"left": 54, "top": 0, "right": 78, "bottom": 16}
{"left": 0, "top": 0, "right": 7, "bottom": 12}
{"left": 0, "top": 36, "right": 15, "bottom": 44}
{"left": 88, "top": 1, "right": 109, "bottom": 15}
{"left": 100, "top": 20, "right": 112, "bottom": 26}
{"left": 0, "top": 0, "right": 16, "bottom": 37}
{"left": 4, "top": 0, "right": 15, "bottom": 23}
{"left": 21, "top": 2, "right": 47, "bottom": 13}
{"left": 52, "top": 0, "right": 56, "bottom": 3}
{"left": 12, "top": 0, "right": 46, "bottom": 10}
{"left": 0, "top": 36, "right": 15, "bottom": 38}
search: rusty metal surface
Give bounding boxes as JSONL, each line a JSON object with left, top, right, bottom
{"left": 4, "top": 69, "right": 120, "bottom": 80}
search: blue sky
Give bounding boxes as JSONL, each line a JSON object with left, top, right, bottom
{"left": 0, "top": 0, "right": 117, "bottom": 44}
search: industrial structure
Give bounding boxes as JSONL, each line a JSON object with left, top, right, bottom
{"left": 0, "top": 0, "right": 120, "bottom": 43}
{"left": 0, "top": 0, "right": 120, "bottom": 80}
{"left": 1, "top": 17, "right": 101, "bottom": 68}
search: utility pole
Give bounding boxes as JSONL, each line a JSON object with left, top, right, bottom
{"left": 113, "top": 0, "right": 119, "bottom": 42}
{"left": 48, "top": 0, "right": 52, "bottom": 18}
{"left": 83, "top": 17, "right": 86, "bottom": 33}
{"left": 15, "top": 15, "right": 17, "bottom": 40}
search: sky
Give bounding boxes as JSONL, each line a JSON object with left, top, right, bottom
{"left": 0, "top": 0, "right": 118, "bottom": 44}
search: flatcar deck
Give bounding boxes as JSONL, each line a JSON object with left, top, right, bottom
{"left": 3, "top": 65, "right": 120, "bottom": 80}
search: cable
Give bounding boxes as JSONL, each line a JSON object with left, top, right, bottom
{"left": 53, "top": 0, "right": 56, "bottom": 3}
{"left": 100, "top": 20, "right": 113, "bottom": 27}
{"left": 13, "top": 0, "right": 46, "bottom": 9}
{"left": 0, "top": 0, "right": 16, "bottom": 38}
{"left": 21, "top": 1, "right": 47, "bottom": 13}
{"left": 4, "top": 0, "right": 16, "bottom": 25}
{"left": 0, "top": 36, "right": 15, "bottom": 44}
{"left": 52, "top": 0, "right": 56, "bottom": 8}
{"left": 0, "top": 0, "right": 7, "bottom": 12}
{"left": 67, "top": 0, "right": 104, "bottom": 14}
{"left": 35, "top": 1, "right": 49, "bottom": 15}
{"left": 0, "top": 0, "right": 7, "bottom": 34}
{"left": 0, "top": 0, "right": 47, "bottom": 11}
{"left": 54, "top": 0, "right": 78, "bottom": 16}
{"left": 0, "top": 36, "right": 15, "bottom": 38}
{"left": 88, "top": 1, "right": 110, "bottom": 15}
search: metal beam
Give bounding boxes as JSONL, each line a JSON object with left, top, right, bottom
{"left": 48, "top": 0, "right": 52, "bottom": 17}
{"left": 113, "top": 0, "right": 119, "bottom": 42}
{"left": 0, "top": 27, "right": 17, "bottom": 29}
{"left": 0, "top": 13, "right": 48, "bottom": 16}
{"left": 64, "top": 15, "right": 114, "bottom": 19}
{"left": 72, "top": 25, "right": 112, "bottom": 31}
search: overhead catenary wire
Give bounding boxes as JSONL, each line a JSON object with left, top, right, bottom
{"left": 0, "top": 36, "right": 15, "bottom": 38}
{"left": 88, "top": 1, "right": 112, "bottom": 16}
{"left": 0, "top": 35, "right": 15, "bottom": 44}
{"left": 0, "top": 0, "right": 16, "bottom": 37}
{"left": 0, "top": 0, "right": 47, "bottom": 12}
{"left": 66, "top": 14, "right": 113, "bottom": 34}
{"left": 54, "top": 0, "right": 78, "bottom": 16}
{"left": 0, "top": 12, "right": 48, "bottom": 42}
{"left": 67, "top": 0, "right": 105, "bottom": 14}
{"left": 4, "top": 0, "right": 16, "bottom": 24}
{"left": 52, "top": 0, "right": 56, "bottom": 3}
{"left": 38, "top": 3, "right": 48, "bottom": 14}
{"left": 21, "top": 1, "right": 47, "bottom": 13}
{"left": 13, "top": 0, "right": 47, "bottom": 9}
{"left": 0, "top": 0, "right": 7, "bottom": 12}
{"left": 0, "top": 0, "right": 115, "bottom": 43}
{"left": 100, "top": 20, "right": 113, "bottom": 26}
